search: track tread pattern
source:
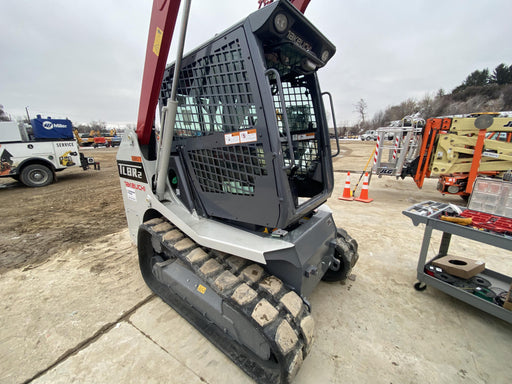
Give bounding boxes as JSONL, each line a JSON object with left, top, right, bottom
{"left": 141, "top": 218, "right": 314, "bottom": 384}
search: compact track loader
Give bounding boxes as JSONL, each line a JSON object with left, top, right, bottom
{"left": 117, "top": 1, "right": 358, "bottom": 382}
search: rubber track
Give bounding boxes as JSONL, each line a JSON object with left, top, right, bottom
{"left": 141, "top": 218, "right": 315, "bottom": 384}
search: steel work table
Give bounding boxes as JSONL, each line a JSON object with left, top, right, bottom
{"left": 403, "top": 201, "right": 512, "bottom": 324}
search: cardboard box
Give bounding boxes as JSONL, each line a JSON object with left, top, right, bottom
{"left": 432, "top": 255, "right": 485, "bottom": 279}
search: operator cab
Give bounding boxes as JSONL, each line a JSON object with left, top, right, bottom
{"left": 159, "top": 0, "right": 336, "bottom": 230}
{"left": 257, "top": 3, "right": 335, "bottom": 204}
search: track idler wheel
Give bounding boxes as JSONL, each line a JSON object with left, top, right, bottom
{"left": 322, "top": 228, "right": 359, "bottom": 282}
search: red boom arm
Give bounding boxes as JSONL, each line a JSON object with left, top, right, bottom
{"left": 137, "top": 0, "right": 181, "bottom": 145}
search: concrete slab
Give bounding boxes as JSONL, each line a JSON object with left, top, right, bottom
{"left": 31, "top": 321, "right": 204, "bottom": 384}
{"left": 0, "top": 230, "right": 151, "bottom": 384}
{"left": 296, "top": 275, "right": 512, "bottom": 384}
{"left": 129, "top": 298, "right": 253, "bottom": 384}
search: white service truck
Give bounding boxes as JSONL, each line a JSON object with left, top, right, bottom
{"left": 360, "top": 130, "right": 378, "bottom": 141}
{"left": 0, "top": 116, "right": 96, "bottom": 187}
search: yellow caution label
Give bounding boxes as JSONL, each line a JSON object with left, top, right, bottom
{"left": 197, "top": 284, "right": 206, "bottom": 294}
{"left": 153, "top": 27, "right": 163, "bottom": 56}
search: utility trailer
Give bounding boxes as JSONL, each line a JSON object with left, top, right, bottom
{"left": 117, "top": 1, "right": 358, "bottom": 383}
{"left": 0, "top": 116, "right": 96, "bottom": 187}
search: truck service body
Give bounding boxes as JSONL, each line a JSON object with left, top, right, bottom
{"left": 0, "top": 116, "right": 95, "bottom": 187}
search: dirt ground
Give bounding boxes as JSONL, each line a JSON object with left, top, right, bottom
{"left": 0, "top": 148, "right": 126, "bottom": 273}
{"left": 1, "top": 142, "right": 511, "bottom": 384}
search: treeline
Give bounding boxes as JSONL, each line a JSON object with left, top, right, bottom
{"left": 359, "top": 63, "right": 512, "bottom": 133}
{"left": 74, "top": 121, "right": 108, "bottom": 134}
{"left": 453, "top": 63, "right": 512, "bottom": 92}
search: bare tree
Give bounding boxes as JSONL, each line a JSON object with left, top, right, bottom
{"left": 382, "top": 98, "right": 418, "bottom": 122}
{"left": 90, "top": 120, "right": 107, "bottom": 134}
{"left": 371, "top": 110, "right": 385, "bottom": 128}
{"left": 418, "top": 92, "right": 435, "bottom": 119}
{"left": 354, "top": 98, "right": 367, "bottom": 125}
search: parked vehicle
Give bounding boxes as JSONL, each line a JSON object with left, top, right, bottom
{"left": 360, "top": 130, "right": 378, "bottom": 141}
{"left": 0, "top": 116, "right": 96, "bottom": 187}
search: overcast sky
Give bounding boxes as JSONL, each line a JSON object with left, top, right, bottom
{"left": 1, "top": 0, "right": 512, "bottom": 127}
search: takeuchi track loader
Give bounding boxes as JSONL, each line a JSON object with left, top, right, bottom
{"left": 117, "top": 1, "right": 358, "bottom": 382}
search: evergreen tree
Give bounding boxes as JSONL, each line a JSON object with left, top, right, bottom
{"left": 464, "top": 69, "right": 490, "bottom": 87}
{"left": 490, "top": 63, "right": 512, "bottom": 85}
{"left": 453, "top": 69, "right": 490, "bottom": 93}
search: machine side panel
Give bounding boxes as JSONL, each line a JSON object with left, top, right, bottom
{"left": 265, "top": 207, "right": 337, "bottom": 297}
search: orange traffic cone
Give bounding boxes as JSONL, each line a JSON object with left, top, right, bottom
{"left": 338, "top": 172, "right": 354, "bottom": 201}
{"left": 355, "top": 172, "right": 373, "bottom": 203}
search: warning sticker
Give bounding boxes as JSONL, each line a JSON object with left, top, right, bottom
{"left": 292, "top": 132, "right": 315, "bottom": 141}
{"left": 224, "top": 132, "right": 240, "bottom": 145}
{"left": 225, "top": 130, "right": 257, "bottom": 145}
{"left": 126, "top": 187, "right": 137, "bottom": 202}
{"left": 197, "top": 284, "right": 207, "bottom": 294}
{"left": 153, "top": 27, "right": 163, "bottom": 56}
{"left": 240, "top": 129, "right": 257, "bottom": 143}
